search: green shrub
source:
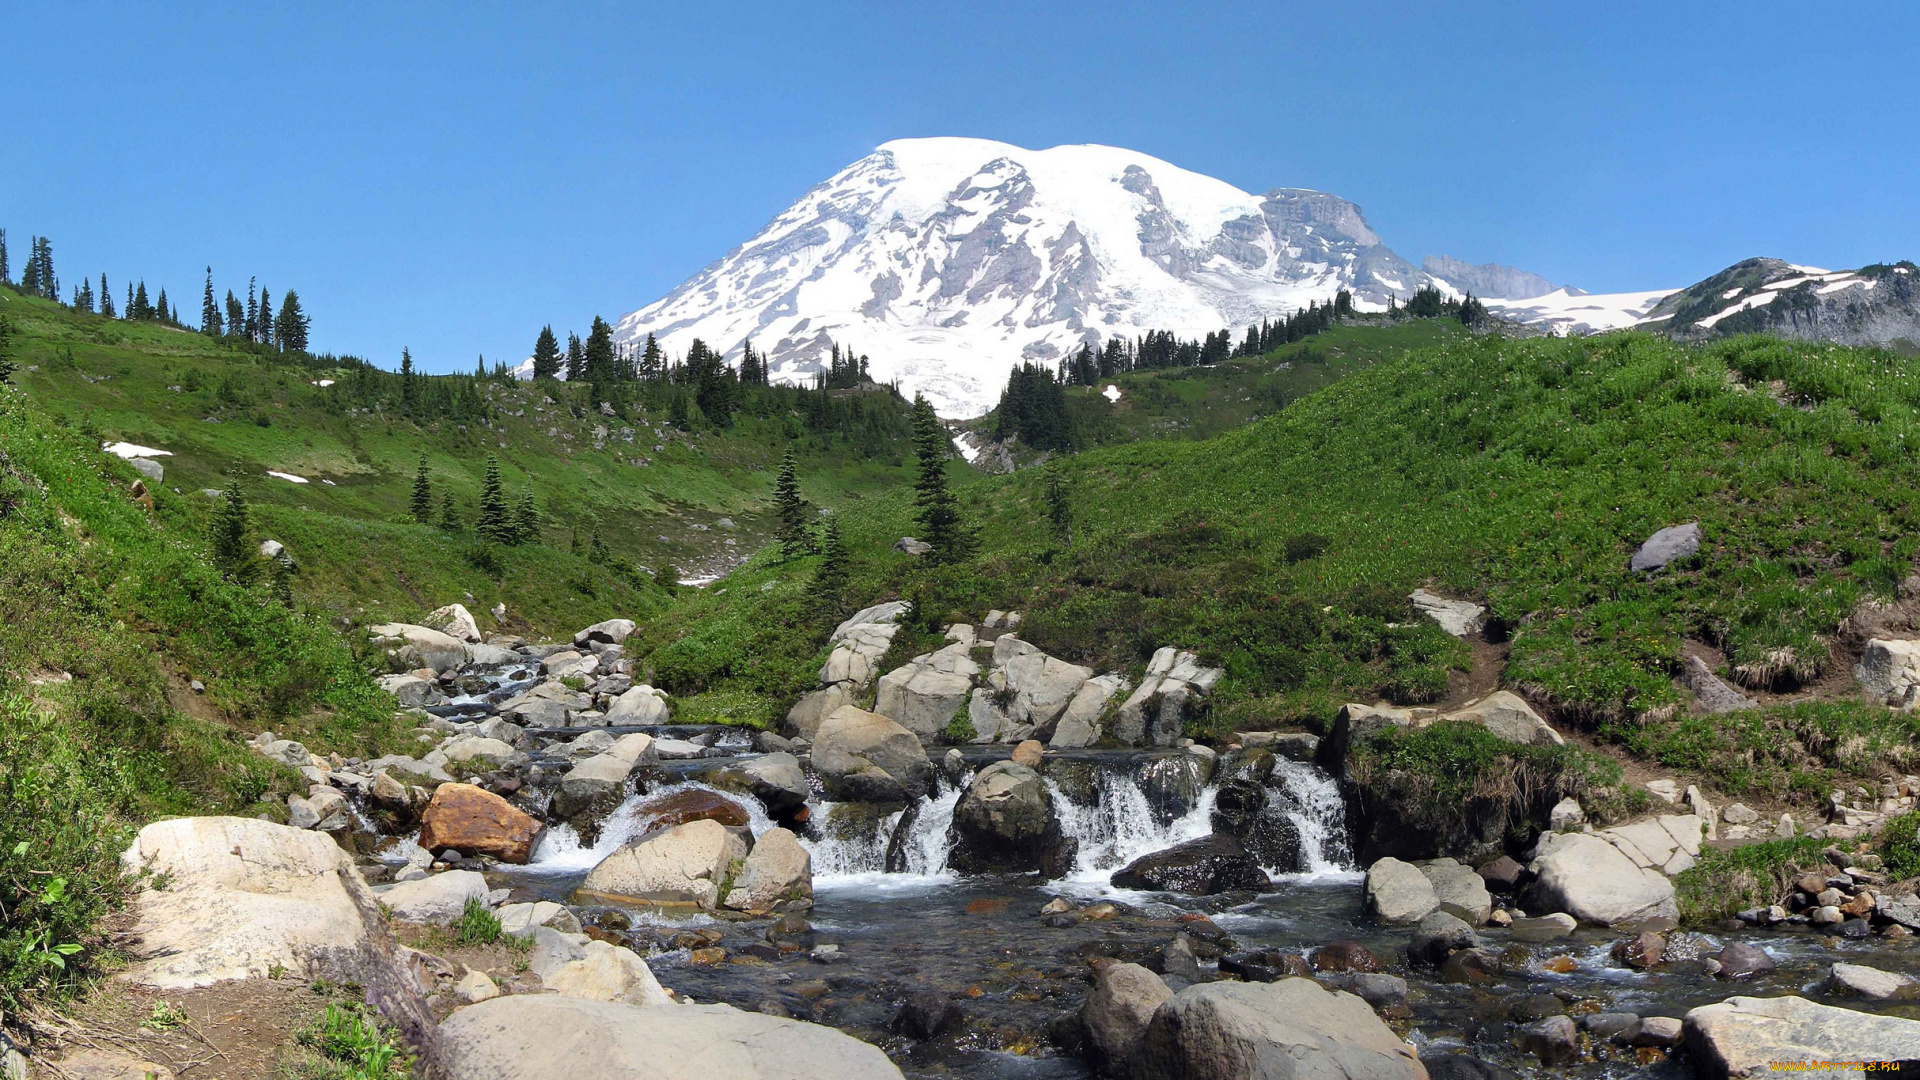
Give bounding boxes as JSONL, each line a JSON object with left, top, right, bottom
{"left": 452, "top": 898, "right": 504, "bottom": 947}
{"left": 294, "top": 1003, "right": 411, "bottom": 1079}
{"left": 1676, "top": 836, "right": 1829, "bottom": 925}
{"left": 1877, "top": 810, "right": 1920, "bottom": 880}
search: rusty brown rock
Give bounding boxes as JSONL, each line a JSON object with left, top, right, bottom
{"left": 637, "top": 789, "right": 751, "bottom": 830}
{"left": 418, "top": 782, "right": 543, "bottom": 864}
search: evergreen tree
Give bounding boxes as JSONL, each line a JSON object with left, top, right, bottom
{"left": 911, "top": 394, "right": 969, "bottom": 562}
{"left": 1045, "top": 463, "right": 1072, "bottom": 547}
{"left": 269, "top": 558, "right": 295, "bottom": 606}
{"left": 245, "top": 278, "right": 258, "bottom": 339}
{"left": 811, "top": 514, "right": 849, "bottom": 613}
{"left": 201, "top": 268, "right": 220, "bottom": 334}
{"left": 583, "top": 316, "right": 616, "bottom": 389}
{"left": 0, "top": 316, "right": 16, "bottom": 384}
{"left": 156, "top": 288, "right": 170, "bottom": 324}
{"left": 410, "top": 457, "right": 432, "bottom": 524}
{"left": 399, "top": 348, "right": 417, "bottom": 413}
{"left": 0, "top": 228, "right": 8, "bottom": 284}
{"left": 209, "top": 471, "right": 254, "bottom": 581}
{"left": 1457, "top": 292, "right": 1487, "bottom": 327}
{"left": 223, "top": 291, "right": 241, "bottom": 334}
{"left": 257, "top": 288, "right": 272, "bottom": 345}
{"left": 513, "top": 491, "right": 540, "bottom": 544}
{"left": 439, "top": 492, "right": 460, "bottom": 531}
{"left": 668, "top": 390, "right": 690, "bottom": 430}
{"left": 637, "top": 334, "right": 664, "bottom": 381}
{"left": 531, "top": 325, "right": 561, "bottom": 380}
{"left": 477, "top": 455, "right": 512, "bottom": 543}
{"left": 772, "top": 447, "right": 811, "bottom": 559}
{"left": 99, "top": 275, "right": 115, "bottom": 318}
{"left": 564, "top": 333, "right": 585, "bottom": 381}
{"left": 687, "top": 338, "right": 736, "bottom": 426}
{"left": 125, "top": 282, "right": 133, "bottom": 319}
{"left": 274, "top": 290, "right": 309, "bottom": 352}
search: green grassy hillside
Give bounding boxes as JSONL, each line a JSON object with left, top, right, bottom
{"left": 0, "top": 288, "right": 919, "bottom": 634}
{"left": 646, "top": 330, "right": 1920, "bottom": 808}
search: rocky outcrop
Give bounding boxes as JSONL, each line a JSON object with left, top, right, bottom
{"left": 786, "top": 602, "right": 910, "bottom": 739}
{"left": 539, "top": 939, "right": 673, "bottom": 1005}
{"left": 1629, "top": 522, "right": 1701, "bottom": 574}
{"left": 1684, "top": 995, "right": 1920, "bottom": 1079}
{"left": 1585, "top": 814, "right": 1708, "bottom": 876}
{"left": 1136, "top": 979, "right": 1426, "bottom": 1080}
{"left": 701, "top": 752, "right": 810, "bottom": 819}
{"left": 1410, "top": 589, "right": 1485, "bottom": 638}
{"left": 1050, "top": 674, "right": 1131, "bottom": 748}
{"left": 417, "top": 783, "right": 543, "bottom": 864}
{"left": 1430, "top": 692, "right": 1562, "bottom": 747}
{"left": 602, "top": 684, "right": 670, "bottom": 724}
{"left": 992, "top": 637, "right": 1094, "bottom": 736}
{"left": 438, "top": 996, "right": 907, "bottom": 1080}
{"left": 1112, "top": 649, "right": 1223, "bottom": 747}
{"left": 370, "top": 622, "right": 468, "bottom": 674}
{"left": 578, "top": 818, "right": 748, "bottom": 909}
{"left": 1111, "top": 834, "right": 1271, "bottom": 895}
{"left": 1366, "top": 858, "right": 1440, "bottom": 924}
{"left": 1525, "top": 832, "right": 1678, "bottom": 926}
{"left": 722, "top": 826, "right": 812, "bottom": 913}
{"left": 947, "top": 761, "right": 1073, "bottom": 876}
{"left": 874, "top": 642, "right": 978, "bottom": 738}
{"left": 424, "top": 603, "right": 483, "bottom": 643}
{"left": 377, "top": 869, "right": 490, "bottom": 922}
{"left": 574, "top": 618, "right": 637, "bottom": 647}
{"left": 812, "top": 706, "right": 933, "bottom": 802}
{"left": 1857, "top": 638, "right": 1920, "bottom": 710}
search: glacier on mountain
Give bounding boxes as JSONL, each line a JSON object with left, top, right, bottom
{"left": 608, "top": 137, "right": 1632, "bottom": 416}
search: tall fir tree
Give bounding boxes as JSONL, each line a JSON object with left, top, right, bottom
{"left": 1045, "top": 463, "right": 1072, "bottom": 547}
{"left": 274, "top": 290, "right": 309, "bottom": 352}
{"left": 245, "top": 278, "right": 258, "bottom": 339}
{"left": 399, "top": 348, "right": 417, "bottom": 413}
{"left": 910, "top": 394, "right": 969, "bottom": 562}
{"left": 410, "top": 457, "right": 433, "bottom": 524}
{"left": 0, "top": 228, "right": 8, "bottom": 284}
{"left": 531, "top": 325, "right": 561, "bottom": 380}
{"left": 811, "top": 514, "right": 849, "bottom": 614}
{"left": 439, "top": 492, "right": 460, "bottom": 531}
{"left": 771, "top": 447, "right": 811, "bottom": 559}
{"left": 209, "top": 471, "right": 254, "bottom": 581}
{"left": 224, "top": 291, "right": 242, "bottom": 335}
{"left": 513, "top": 491, "right": 540, "bottom": 545}
{"left": 156, "top": 288, "right": 170, "bottom": 324}
{"left": 637, "top": 333, "right": 664, "bottom": 381}
{"left": 477, "top": 455, "right": 512, "bottom": 543}
{"left": 201, "top": 267, "right": 220, "bottom": 334}
{"left": 132, "top": 281, "right": 150, "bottom": 320}
{"left": 257, "top": 288, "right": 273, "bottom": 345}
{"left": 564, "top": 333, "right": 585, "bottom": 382}
{"left": 583, "top": 316, "right": 617, "bottom": 389}
{"left": 99, "top": 275, "right": 114, "bottom": 318}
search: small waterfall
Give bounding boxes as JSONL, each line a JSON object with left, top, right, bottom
{"left": 1268, "top": 758, "right": 1355, "bottom": 875}
{"left": 526, "top": 779, "right": 777, "bottom": 873}
{"left": 1048, "top": 773, "right": 1217, "bottom": 886}
{"left": 807, "top": 781, "right": 964, "bottom": 886}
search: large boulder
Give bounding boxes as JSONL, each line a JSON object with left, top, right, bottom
{"left": 1410, "top": 589, "right": 1486, "bottom": 638}
{"left": 438, "top": 996, "right": 906, "bottom": 1080}
{"left": 787, "top": 681, "right": 858, "bottom": 741}
{"left": 417, "top": 783, "right": 544, "bottom": 864}
{"left": 118, "top": 818, "right": 384, "bottom": 989}
{"left": 1208, "top": 780, "right": 1301, "bottom": 873}
{"left": 947, "top": 761, "right": 1073, "bottom": 876}
{"left": 1137, "top": 979, "right": 1426, "bottom": 1080}
{"left": 723, "top": 827, "right": 812, "bottom": 913}
{"left": 812, "top": 706, "right": 933, "bottom": 802}
{"left": 1629, "top": 521, "right": 1702, "bottom": 574}
{"left": 370, "top": 622, "right": 467, "bottom": 673}
{"left": 702, "top": 752, "right": 810, "bottom": 818}
{"left": 1111, "top": 834, "right": 1272, "bottom": 895}
{"left": 438, "top": 735, "right": 523, "bottom": 772}
{"left": 993, "top": 637, "right": 1094, "bottom": 733}
{"left": 874, "top": 644, "right": 978, "bottom": 739}
{"left": 552, "top": 735, "right": 655, "bottom": 823}
{"left": 575, "top": 618, "right": 637, "bottom": 647}
{"left": 1682, "top": 655, "right": 1760, "bottom": 713}
{"left": 378, "top": 869, "right": 490, "bottom": 923}
{"left": 1050, "top": 674, "right": 1130, "bottom": 748}
{"left": 1684, "top": 995, "right": 1920, "bottom": 1079}
{"left": 1525, "top": 832, "right": 1678, "bottom": 926}
{"left": 1857, "top": 638, "right": 1920, "bottom": 710}
{"left": 1112, "top": 676, "right": 1201, "bottom": 748}
{"left": 1420, "top": 859, "right": 1493, "bottom": 924}
{"left": 1137, "top": 753, "right": 1212, "bottom": 824}
{"left": 424, "top": 603, "right": 483, "bottom": 643}
{"left": 602, "top": 684, "right": 670, "bottom": 725}
{"left": 818, "top": 602, "right": 910, "bottom": 689}
{"left": 1081, "top": 962, "right": 1173, "bottom": 1074}
{"left": 578, "top": 818, "right": 748, "bottom": 909}
{"left": 539, "top": 939, "right": 672, "bottom": 1005}
{"left": 1429, "top": 691, "right": 1562, "bottom": 747}
{"left": 1365, "top": 858, "right": 1440, "bottom": 924}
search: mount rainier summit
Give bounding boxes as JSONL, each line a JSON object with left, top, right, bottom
{"left": 611, "top": 137, "right": 1664, "bottom": 415}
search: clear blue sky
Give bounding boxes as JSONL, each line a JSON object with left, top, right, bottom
{"left": 4, "top": 2, "right": 1915, "bottom": 372}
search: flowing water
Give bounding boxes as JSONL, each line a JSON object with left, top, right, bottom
{"left": 484, "top": 742, "right": 1919, "bottom": 1079}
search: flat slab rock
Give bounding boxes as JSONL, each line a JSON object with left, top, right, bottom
{"left": 438, "top": 995, "right": 906, "bottom": 1079}
{"left": 1684, "top": 994, "right": 1920, "bottom": 1079}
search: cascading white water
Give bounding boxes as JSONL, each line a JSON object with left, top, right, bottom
{"left": 526, "top": 779, "right": 778, "bottom": 873}
{"left": 806, "top": 779, "right": 965, "bottom": 886}
{"left": 1268, "top": 758, "right": 1355, "bottom": 875}
{"left": 1048, "top": 774, "right": 1217, "bottom": 888}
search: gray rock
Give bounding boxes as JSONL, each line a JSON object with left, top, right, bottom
{"left": 601, "top": 685, "right": 670, "bottom": 725}
{"left": 1857, "top": 638, "right": 1920, "bottom": 710}
{"left": 1525, "top": 832, "right": 1678, "bottom": 925}
{"left": 787, "top": 681, "right": 857, "bottom": 740}
{"left": 1365, "top": 857, "right": 1440, "bottom": 924}
{"left": 370, "top": 622, "right": 467, "bottom": 673}
{"left": 722, "top": 826, "right": 812, "bottom": 914}
{"left": 1408, "top": 911, "right": 1479, "bottom": 969}
{"left": 1080, "top": 962, "right": 1172, "bottom": 1074}
{"left": 1137, "top": 979, "right": 1426, "bottom": 1080}
{"left": 1828, "top": 962, "right": 1916, "bottom": 1000}
{"left": 1684, "top": 995, "right": 1920, "bottom": 1079}
{"left": 376, "top": 869, "right": 490, "bottom": 923}
{"left": 705, "top": 752, "right": 810, "bottom": 817}
{"left": 438, "top": 996, "right": 906, "bottom": 1080}
{"left": 574, "top": 618, "right": 637, "bottom": 646}
{"left": 873, "top": 647, "right": 977, "bottom": 739}
{"left": 1681, "top": 655, "right": 1760, "bottom": 713}
{"left": 812, "top": 706, "right": 933, "bottom": 802}
{"left": 130, "top": 456, "right": 164, "bottom": 482}
{"left": 1629, "top": 522, "right": 1702, "bottom": 574}
{"left": 579, "top": 819, "right": 749, "bottom": 910}
{"left": 1409, "top": 588, "right": 1486, "bottom": 638}
{"left": 1518, "top": 1015, "right": 1578, "bottom": 1065}
{"left": 1050, "top": 674, "right": 1129, "bottom": 749}
{"left": 1420, "top": 858, "right": 1492, "bottom": 924}
{"left": 993, "top": 637, "right": 1094, "bottom": 733}
{"left": 947, "top": 762, "right": 1068, "bottom": 876}
{"left": 424, "top": 603, "right": 482, "bottom": 643}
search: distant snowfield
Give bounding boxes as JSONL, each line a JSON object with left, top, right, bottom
{"left": 102, "top": 442, "right": 172, "bottom": 459}
{"left": 1482, "top": 288, "right": 1678, "bottom": 335}
{"left": 266, "top": 470, "right": 309, "bottom": 484}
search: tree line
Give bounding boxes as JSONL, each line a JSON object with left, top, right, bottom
{"left": 0, "top": 228, "right": 310, "bottom": 352}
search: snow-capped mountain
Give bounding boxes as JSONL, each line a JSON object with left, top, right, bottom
{"left": 610, "top": 138, "right": 1578, "bottom": 415}
{"left": 608, "top": 139, "right": 1491, "bottom": 414}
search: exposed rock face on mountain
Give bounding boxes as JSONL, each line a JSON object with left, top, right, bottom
{"left": 1647, "top": 257, "right": 1920, "bottom": 347}
{"left": 1421, "top": 255, "right": 1562, "bottom": 300}
{"left": 610, "top": 137, "right": 1549, "bottom": 415}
